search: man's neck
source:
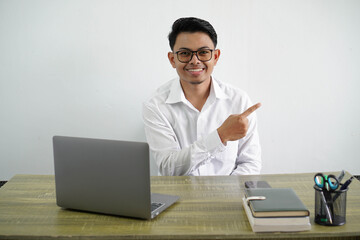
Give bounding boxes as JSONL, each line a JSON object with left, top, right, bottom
{"left": 180, "top": 78, "right": 212, "bottom": 112}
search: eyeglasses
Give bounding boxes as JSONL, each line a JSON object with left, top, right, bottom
{"left": 174, "top": 49, "right": 214, "bottom": 63}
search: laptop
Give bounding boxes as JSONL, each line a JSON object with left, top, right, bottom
{"left": 53, "top": 135, "right": 179, "bottom": 220}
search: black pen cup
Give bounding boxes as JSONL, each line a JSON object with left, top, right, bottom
{"left": 314, "top": 185, "right": 347, "bottom": 226}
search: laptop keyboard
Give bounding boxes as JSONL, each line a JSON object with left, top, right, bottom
{"left": 151, "top": 202, "right": 165, "bottom": 212}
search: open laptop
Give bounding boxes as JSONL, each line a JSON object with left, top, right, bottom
{"left": 53, "top": 136, "right": 179, "bottom": 220}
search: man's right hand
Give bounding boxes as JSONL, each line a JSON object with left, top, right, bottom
{"left": 217, "top": 103, "right": 261, "bottom": 144}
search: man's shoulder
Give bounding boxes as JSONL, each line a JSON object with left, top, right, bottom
{"left": 156, "top": 79, "right": 176, "bottom": 94}
{"left": 144, "top": 78, "right": 177, "bottom": 106}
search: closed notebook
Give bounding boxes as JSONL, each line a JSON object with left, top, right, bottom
{"left": 242, "top": 197, "right": 311, "bottom": 232}
{"left": 244, "top": 188, "right": 310, "bottom": 217}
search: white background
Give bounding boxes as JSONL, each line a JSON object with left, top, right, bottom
{"left": 1, "top": 0, "right": 359, "bottom": 180}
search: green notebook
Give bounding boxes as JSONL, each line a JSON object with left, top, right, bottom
{"left": 244, "top": 188, "right": 310, "bottom": 217}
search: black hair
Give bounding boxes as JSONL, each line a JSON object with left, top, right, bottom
{"left": 168, "top": 17, "right": 217, "bottom": 51}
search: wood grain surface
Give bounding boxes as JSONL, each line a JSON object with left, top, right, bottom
{"left": 0, "top": 172, "right": 359, "bottom": 240}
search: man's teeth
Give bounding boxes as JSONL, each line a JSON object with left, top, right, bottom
{"left": 187, "top": 69, "right": 203, "bottom": 72}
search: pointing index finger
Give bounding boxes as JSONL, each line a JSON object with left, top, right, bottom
{"left": 240, "top": 103, "right": 262, "bottom": 118}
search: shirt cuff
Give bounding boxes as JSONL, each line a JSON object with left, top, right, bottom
{"left": 204, "top": 130, "right": 226, "bottom": 154}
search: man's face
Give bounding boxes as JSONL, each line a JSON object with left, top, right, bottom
{"left": 168, "top": 32, "right": 220, "bottom": 86}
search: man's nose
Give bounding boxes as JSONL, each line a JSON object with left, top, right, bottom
{"left": 189, "top": 52, "right": 201, "bottom": 64}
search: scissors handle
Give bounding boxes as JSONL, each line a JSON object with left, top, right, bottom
{"left": 327, "top": 174, "right": 339, "bottom": 190}
{"left": 314, "top": 173, "right": 339, "bottom": 191}
{"left": 314, "top": 173, "right": 326, "bottom": 189}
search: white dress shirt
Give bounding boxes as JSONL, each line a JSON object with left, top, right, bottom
{"left": 142, "top": 77, "right": 261, "bottom": 176}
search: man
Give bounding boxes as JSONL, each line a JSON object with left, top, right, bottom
{"left": 143, "top": 17, "right": 261, "bottom": 176}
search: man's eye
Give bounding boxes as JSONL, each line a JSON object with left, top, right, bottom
{"left": 198, "top": 50, "right": 210, "bottom": 56}
{"left": 179, "top": 51, "right": 191, "bottom": 56}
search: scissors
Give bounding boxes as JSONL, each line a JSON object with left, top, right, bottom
{"left": 314, "top": 173, "right": 339, "bottom": 192}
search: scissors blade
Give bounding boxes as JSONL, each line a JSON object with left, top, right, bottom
{"left": 320, "top": 191, "right": 333, "bottom": 224}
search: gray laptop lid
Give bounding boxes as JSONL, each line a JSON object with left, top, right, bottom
{"left": 53, "top": 136, "right": 178, "bottom": 219}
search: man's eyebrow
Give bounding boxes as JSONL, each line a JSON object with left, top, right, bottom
{"left": 178, "top": 46, "right": 212, "bottom": 51}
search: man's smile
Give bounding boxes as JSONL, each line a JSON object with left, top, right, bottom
{"left": 185, "top": 67, "right": 206, "bottom": 75}
{"left": 187, "top": 68, "right": 204, "bottom": 72}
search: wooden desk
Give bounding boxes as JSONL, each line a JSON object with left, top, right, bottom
{"left": 0, "top": 173, "right": 359, "bottom": 239}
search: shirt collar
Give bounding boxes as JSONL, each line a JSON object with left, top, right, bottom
{"left": 165, "top": 77, "right": 228, "bottom": 104}
{"left": 165, "top": 78, "right": 186, "bottom": 104}
{"left": 211, "top": 77, "right": 228, "bottom": 100}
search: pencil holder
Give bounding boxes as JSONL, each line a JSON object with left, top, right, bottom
{"left": 314, "top": 185, "right": 347, "bottom": 226}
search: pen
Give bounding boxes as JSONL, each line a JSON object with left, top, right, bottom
{"left": 337, "top": 170, "right": 345, "bottom": 183}
{"left": 332, "top": 176, "right": 354, "bottom": 203}
{"left": 340, "top": 176, "right": 354, "bottom": 190}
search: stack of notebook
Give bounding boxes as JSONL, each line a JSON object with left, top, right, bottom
{"left": 242, "top": 188, "right": 311, "bottom": 232}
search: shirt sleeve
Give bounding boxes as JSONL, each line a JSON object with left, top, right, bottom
{"left": 142, "top": 102, "right": 225, "bottom": 176}
{"left": 230, "top": 109, "right": 262, "bottom": 175}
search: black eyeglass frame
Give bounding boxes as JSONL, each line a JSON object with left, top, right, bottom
{"left": 174, "top": 49, "right": 214, "bottom": 63}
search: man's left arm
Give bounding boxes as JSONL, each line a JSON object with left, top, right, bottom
{"left": 230, "top": 112, "right": 262, "bottom": 175}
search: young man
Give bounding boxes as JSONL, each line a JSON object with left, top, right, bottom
{"left": 143, "top": 17, "right": 261, "bottom": 176}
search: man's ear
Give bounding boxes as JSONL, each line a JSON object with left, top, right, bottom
{"left": 213, "top": 49, "right": 221, "bottom": 66}
{"left": 168, "top": 52, "right": 176, "bottom": 68}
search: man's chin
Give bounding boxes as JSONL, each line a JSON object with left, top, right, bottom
{"left": 189, "top": 80, "right": 205, "bottom": 85}
{"left": 189, "top": 77, "right": 210, "bottom": 85}
{"left": 180, "top": 77, "right": 210, "bottom": 86}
